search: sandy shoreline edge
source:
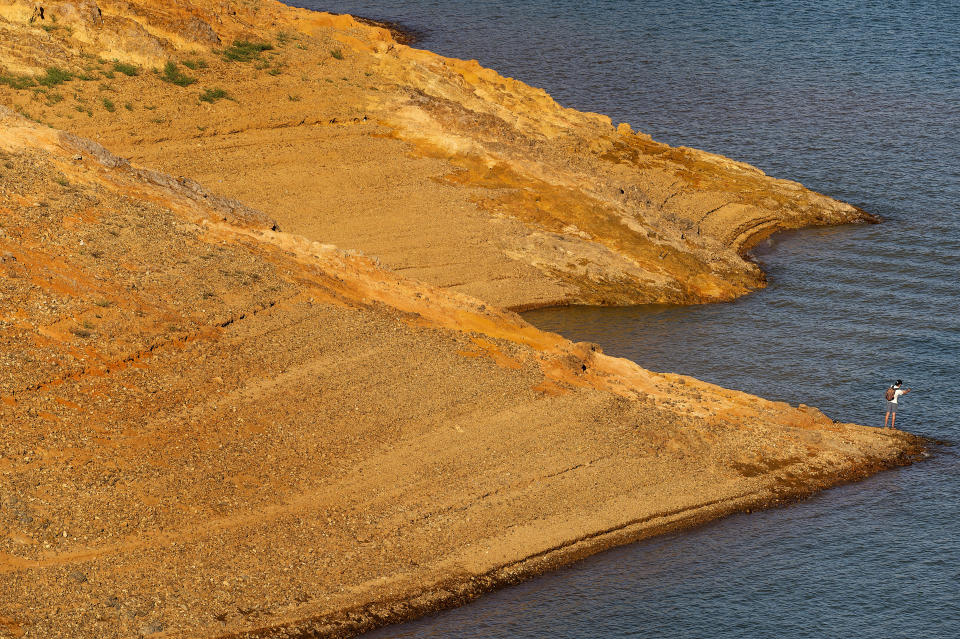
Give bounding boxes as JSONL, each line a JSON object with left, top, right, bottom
{"left": 218, "top": 436, "right": 927, "bottom": 639}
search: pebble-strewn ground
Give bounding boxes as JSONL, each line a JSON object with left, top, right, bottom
{"left": 1, "top": 0, "right": 876, "bottom": 311}
{"left": 0, "top": 2, "right": 922, "bottom": 637}
{"left": 0, "top": 107, "right": 922, "bottom": 639}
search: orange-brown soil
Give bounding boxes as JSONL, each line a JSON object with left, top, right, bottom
{"left": 1, "top": 0, "right": 876, "bottom": 310}
{"left": 0, "top": 2, "right": 919, "bottom": 638}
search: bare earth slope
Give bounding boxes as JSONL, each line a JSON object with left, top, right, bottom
{"left": 0, "top": 107, "right": 922, "bottom": 639}
{"left": 0, "top": 3, "right": 921, "bottom": 638}
{"left": 0, "top": 0, "right": 876, "bottom": 310}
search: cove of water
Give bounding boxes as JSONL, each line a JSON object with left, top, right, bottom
{"left": 289, "top": 1, "right": 959, "bottom": 636}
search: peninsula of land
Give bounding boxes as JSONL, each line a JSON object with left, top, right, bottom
{"left": 0, "top": 2, "right": 920, "bottom": 638}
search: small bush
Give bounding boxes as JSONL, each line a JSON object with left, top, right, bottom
{"left": 287, "top": 94, "right": 301, "bottom": 102}
{"left": 330, "top": 49, "right": 344, "bottom": 60}
{"left": 0, "top": 73, "right": 35, "bottom": 89}
{"left": 182, "top": 59, "right": 208, "bottom": 70}
{"left": 124, "top": 102, "right": 133, "bottom": 111}
{"left": 46, "top": 92, "right": 64, "bottom": 105}
{"left": 102, "top": 98, "right": 115, "bottom": 112}
{"left": 199, "top": 87, "right": 229, "bottom": 103}
{"left": 160, "top": 61, "right": 196, "bottom": 87}
{"left": 113, "top": 62, "right": 139, "bottom": 76}
{"left": 267, "top": 67, "right": 283, "bottom": 76}
{"left": 221, "top": 40, "right": 274, "bottom": 62}
{"left": 37, "top": 67, "right": 72, "bottom": 87}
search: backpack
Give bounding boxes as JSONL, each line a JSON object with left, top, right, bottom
{"left": 885, "top": 387, "right": 896, "bottom": 401}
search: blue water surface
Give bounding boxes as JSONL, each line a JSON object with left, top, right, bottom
{"left": 288, "top": 1, "right": 960, "bottom": 637}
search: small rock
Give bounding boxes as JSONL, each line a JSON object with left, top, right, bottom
{"left": 68, "top": 570, "right": 88, "bottom": 584}
{"left": 106, "top": 595, "right": 120, "bottom": 608}
{"left": 141, "top": 621, "right": 164, "bottom": 636}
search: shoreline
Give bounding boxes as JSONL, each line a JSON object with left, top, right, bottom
{"left": 223, "top": 435, "right": 929, "bottom": 639}
{"left": 350, "top": 14, "right": 424, "bottom": 45}
{"left": 0, "top": 3, "right": 932, "bottom": 637}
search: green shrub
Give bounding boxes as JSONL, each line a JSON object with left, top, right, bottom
{"left": 0, "top": 73, "right": 36, "bottom": 89}
{"left": 102, "top": 98, "right": 115, "bottom": 112}
{"left": 160, "top": 61, "right": 196, "bottom": 87}
{"left": 37, "top": 67, "right": 72, "bottom": 87}
{"left": 124, "top": 102, "right": 133, "bottom": 111}
{"left": 330, "top": 49, "right": 344, "bottom": 60}
{"left": 182, "top": 59, "right": 208, "bottom": 70}
{"left": 199, "top": 87, "right": 229, "bottom": 103}
{"left": 113, "top": 62, "right": 139, "bottom": 76}
{"left": 221, "top": 40, "right": 274, "bottom": 62}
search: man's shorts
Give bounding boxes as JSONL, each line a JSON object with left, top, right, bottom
{"left": 886, "top": 400, "right": 898, "bottom": 413}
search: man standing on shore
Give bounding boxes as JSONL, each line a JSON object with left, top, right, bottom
{"left": 884, "top": 380, "right": 911, "bottom": 429}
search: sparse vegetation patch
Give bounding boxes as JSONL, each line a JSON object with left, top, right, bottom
{"left": 199, "top": 87, "right": 230, "bottom": 103}
{"left": 160, "top": 61, "right": 196, "bottom": 86}
{"left": 0, "top": 73, "right": 36, "bottom": 89}
{"left": 37, "top": 66, "right": 73, "bottom": 87}
{"left": 221, "top": 40, "right": 274, "bottom": 62}
{"left": 113, "top": 61, "right": 139, "bottom": 76}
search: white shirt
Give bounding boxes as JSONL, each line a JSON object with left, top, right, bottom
{"left": 892, "top": 388, "right": 906, "bottom": 403}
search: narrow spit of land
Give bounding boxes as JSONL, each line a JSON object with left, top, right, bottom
{"left": 0, "top": 2, "right": 919, "bottom": 638}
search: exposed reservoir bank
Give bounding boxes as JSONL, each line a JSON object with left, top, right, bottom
{"left": 286, "top": 1, "right": 960, "bottom": 637}
{"left": 0, "top": 0, "right": 950, "bottom": 636}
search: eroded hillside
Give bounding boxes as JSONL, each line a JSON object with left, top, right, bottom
{"left": 0, "top": 0, "right": 876, "bottom": 310}
{"left": 0, "top": 103, "right": 920, "bottom": 639}
{"left": 0, "top": 2, "right": 917, "bottom": 638}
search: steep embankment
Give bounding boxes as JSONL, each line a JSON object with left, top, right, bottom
{"left": 0, "top": 107, "right": 921, "bottom": 639}
{"left": 0, "top": 0, "right": 876, "bottom": 310}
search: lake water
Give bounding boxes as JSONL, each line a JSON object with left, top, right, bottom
{"left": 289, "top": 1, "right": 959, "bottom": 636}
